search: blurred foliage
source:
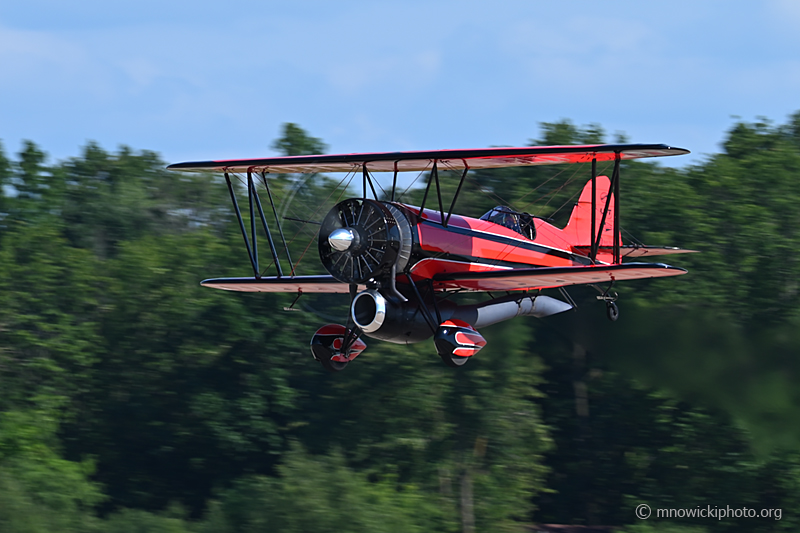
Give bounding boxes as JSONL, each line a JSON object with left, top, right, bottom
{"left": 617, "top": 524, "right": 709, "bottom": 533}
{"left": 1, "top": 114, "right": 800, "bottom": 532}
{"left": 195, "top": 442, "right": 449, "bottom": 533}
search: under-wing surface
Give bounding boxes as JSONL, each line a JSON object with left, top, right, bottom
{"left": 169, "top": 144, "right": 695, "bottom": 371}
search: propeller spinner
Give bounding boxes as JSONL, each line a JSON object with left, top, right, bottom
{"left": 328, "top": 228, "right": 357, "bottom": 252}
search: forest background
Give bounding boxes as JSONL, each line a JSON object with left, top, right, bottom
{"left": 2, "top": 114, "right": 800, "bottom": 532}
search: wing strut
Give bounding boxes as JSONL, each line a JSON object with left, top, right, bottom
{"left": 590, "top": 153, "right": 621, "bottom": 264}
{"left": 419, "top": 160, "right": 450, "bottom": 227}
{"left": 419, "top": 160, "right": 435, "bottom": 213}
{"left": 445, "top": 162, "right": 469, "bottom": 227}
{"left": 247, "top": 172, "right": 259, "bottom": 275}
{"left": 261, "top": 172, "right": 295, "bottom": 274}
{"left": 250, "top": 171, "right": 283, "bottom": 277}
{"left": 225, "top": 172, "right": 260, "bottom": 278}
{"left": 391, "top": 161, "right": 399, "bottom": 202}
{"left": 363, "top": 164, "right": 378, "bottom": 200}
{"left": 613, "top": 154, "right": 621, "bottom": 264}
{"left": 590, "top": 158, "right": 597, "bottom": 263}
{"left": 433, "top": 162, "right": 445, "bottom": 226}
{"left": 223, "top": 170, "right": 302, "bottom": 279}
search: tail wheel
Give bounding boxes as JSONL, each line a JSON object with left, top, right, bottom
{"left": 319, "top": 199, "right": 400, "bottom": 284}
{"left": 606, "top": 301, "right": 619, "bottom": 322}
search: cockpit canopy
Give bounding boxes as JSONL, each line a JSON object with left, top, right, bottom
{"left": 479, "top": 206, "right": 536, "bottom": 240}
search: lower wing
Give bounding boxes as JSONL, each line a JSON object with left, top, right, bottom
{"left": 201, "top": 263, "right": 686, "bottom": 294}
{"left": 432, "top": 263, "right": 687, "bottom": 292}
{"left": 201, "top": 275, "right": 356, "bottom": 293}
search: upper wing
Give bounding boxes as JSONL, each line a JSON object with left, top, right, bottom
{"left": 168, "top": 143, "right": 689, "bottom": 174}
{"left": 431, "top": 263, "right": 687, "bottom": 292}
{"left": 201, "top": 275, "right": 357, "bottom": 293}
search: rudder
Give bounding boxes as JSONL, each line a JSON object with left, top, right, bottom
{"left": 563, "top": 176, "right": 617, "bottom": 249}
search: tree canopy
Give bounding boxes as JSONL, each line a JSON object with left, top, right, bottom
{"left": 2, "top": 114, "right": 800, "bottom": 532}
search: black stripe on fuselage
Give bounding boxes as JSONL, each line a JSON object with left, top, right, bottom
{"left": 418, "top": 220, "right": 593, "bottom": 266}
{"left": 410, "top": 252, "right": 535, "bottom": 271}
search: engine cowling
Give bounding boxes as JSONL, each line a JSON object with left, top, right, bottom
{"left": 319, "top": 199, "right": 412, "bottom": 284}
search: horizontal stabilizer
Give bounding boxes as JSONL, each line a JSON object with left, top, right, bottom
{"left": 620, "top": 246, "right": 699, "bottom": 258}
{"left": 571, "top": 245, "right": 700, "bottom": 258}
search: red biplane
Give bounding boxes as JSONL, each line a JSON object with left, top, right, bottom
{"left": 168, "top": 144, "right": 694, "bottom": 371}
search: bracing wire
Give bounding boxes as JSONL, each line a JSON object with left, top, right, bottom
{"left": 289, "top": 172, "right": 359, "bottom": 276}
{"left": 541, "top": 162, "right": 613, "bottom": 218}
{"left": 513, "top": 164, "right": 569, "bottom": 205}
{"left": 397, "top": 162, "right": 432, "bottom": 202}
{"left": 232, "top": 169, "right": 357, "bottom": 277}
{"left": 518, "top": 163, "right": 586, "bottom": 214}
{"left": 365, "top": 168, "right": 387, "bottom": 198}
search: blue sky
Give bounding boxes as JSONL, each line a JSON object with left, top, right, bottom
{"left": 2, "top": 1, "right": 799, "bottom": 169}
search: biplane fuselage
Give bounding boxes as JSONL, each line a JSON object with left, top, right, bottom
{"left": 406, "top": 205, "right": 595, "bottom": 283}
{"left": 168, "top": 143, "right": 694, "bottom": 371}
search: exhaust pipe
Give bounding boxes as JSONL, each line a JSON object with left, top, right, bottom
{"left": 351, "top": 288, "right": 572, "bottom": 344}
{"left": 351, "top": 289, "right": 387, "bottom": 333}
{"left": 452, "top": 294, "right": 573, "bottom": 328}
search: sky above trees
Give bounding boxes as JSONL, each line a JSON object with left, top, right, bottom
{"left": 2, "top": 1, "right": 800, "bottom": 167}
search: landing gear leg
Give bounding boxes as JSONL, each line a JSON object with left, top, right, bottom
{"left": 309, "top": 284, "right": 367, "bottom": 373}
{"left": 593, "top": 282, "right": 619, "bottom": 322}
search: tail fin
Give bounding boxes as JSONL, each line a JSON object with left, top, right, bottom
{"left": 563, "top": 176, "right": 617, "bottom": 248}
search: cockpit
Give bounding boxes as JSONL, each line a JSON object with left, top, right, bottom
{"left": 479, "top": 206, "right": 536, "bottom": 240}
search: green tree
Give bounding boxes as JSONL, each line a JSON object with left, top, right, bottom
{"left": 271, "top": 123, "right": 328, "bottom": 156}
{"left": 0, "top": 406, "right": 103, "bottom": 532}
{"left": 200, "top": 444, "right": 444, "bottom": 533}
{"left": 0, "top": 140, "right": 11, "bottom": 216}
{"left": 3, "top": 117, "right": 800, "bottom": 533}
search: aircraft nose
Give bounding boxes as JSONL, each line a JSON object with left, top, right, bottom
{"left": 328, "top": 228, "right": 356, "bottom": 252}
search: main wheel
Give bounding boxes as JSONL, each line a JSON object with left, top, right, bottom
{"left": 310, "top": 324, "right": 367, "bottom": 373}
{"left": 436, "top": 342, "right": 471, "bottom": 368}
{"left": 606, "top": 301, "right": 619, "bottom": 322}
{"left": 311, "top": 343, "right": 349, "bottom": 372}
{"left": 434, "top": 320, "right": 486, "bottom": 368}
